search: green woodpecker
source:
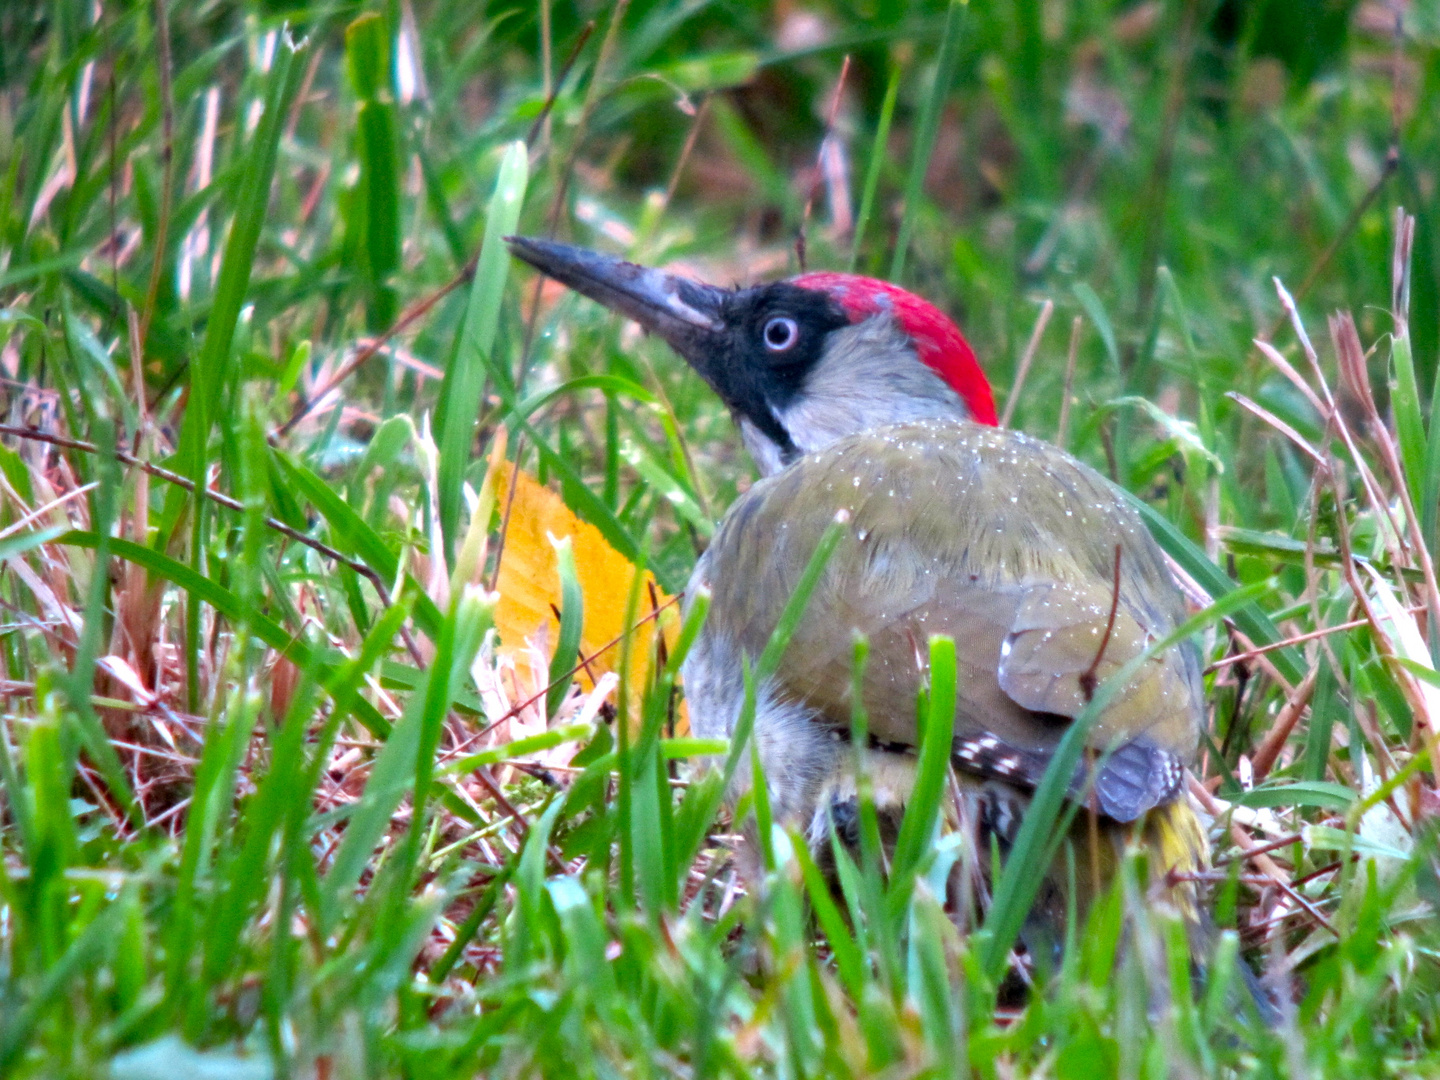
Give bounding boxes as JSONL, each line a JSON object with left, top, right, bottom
{"left": 508, "top": 237, "right": 1209, "bottom": 952}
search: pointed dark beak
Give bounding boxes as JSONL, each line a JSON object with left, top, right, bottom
{"left": 506, "top": 237, "right": 730, "bottom": 362}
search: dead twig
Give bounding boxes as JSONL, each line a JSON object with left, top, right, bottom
{"left": 1000, "top": 299, "right": 1054, "bottom": 429}
{"left": 277, "top": 266, "right": 476, "bottom": 438}
{"left": 1078, "top": 545, "right": 1122, "bottom": 703}
{"left": 467, "top": 593, "right": 681, "bottom": 747}
{"left": 1250, "top": 665, "right": 1319, "bottom": 781}
{"left": 0, "top": 423, "right": 429, "bottom": 669}
{"left": 1206, "top": 607, "right": 1424, "bottom": 674}
{"left": 1055, "top": 316, "right": 1082, "bottom": 448}
{"left": 796, "top": 54, "right": 852, "bottom": 272}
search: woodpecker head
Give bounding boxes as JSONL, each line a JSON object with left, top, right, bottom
{"left": 507, "top": 238, "right": 996, "bottom": 475}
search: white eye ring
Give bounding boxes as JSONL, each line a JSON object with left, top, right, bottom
{"left": 763, "top": 316, "right": 799, "bottom": 352}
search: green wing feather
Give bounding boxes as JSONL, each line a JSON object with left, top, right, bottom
{"left": 695, "top": 419, "right": 1201, "bottom": 762}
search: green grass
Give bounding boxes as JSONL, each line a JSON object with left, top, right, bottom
{"left": 2, "top": 0, "right": 1440, "bottom": 1075}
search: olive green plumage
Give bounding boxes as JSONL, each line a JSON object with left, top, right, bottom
{"left": 695, "top": 418, "right": 1201, "bottom": 770}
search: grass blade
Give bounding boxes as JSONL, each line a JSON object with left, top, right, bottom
{"left": 1128, "top": 495, "right": 1305, "bottom": 685}
{"left": 0, "top": 901, "right": 123, "bottom": 1074}
{"left": 717, "top": 514, "right": 848, "bottom": 795}
{"left": 179, "top": 29, "right": 306, "bottom": 710}
{"left": 889, "top": 635, "right": 957, "bottom": 896}
{"left": 1422, "top": 350, "right": 1440, "bottom": 559}
{"left": 848, "top": 63, "right": 900, "bottom": 274}
{"left": 890, "top": 0, "right": 968, "bottom": 282}
{"left": 436, "top": 140, "right": 528, "bottom": 565}
{"left": 546, "top": 535, "right": 584, "bottom": 719}
{"left": 796, "top": 838, "right": 866, "bottom": 997}
{"left": 272, "top": 449, "right": 445, "bottom": 638}
{"left": 346, "top": 12, "right": 402, "bottom": 329}
{"left": 1072, "top": 282, "right": 1120, "bottom": 374}
{"left": 61, "top": 531, "right": 394, "bottom": 739}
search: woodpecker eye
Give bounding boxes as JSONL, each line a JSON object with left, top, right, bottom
{"left": 762, "top": 316, "right": 799, "bottom": 352}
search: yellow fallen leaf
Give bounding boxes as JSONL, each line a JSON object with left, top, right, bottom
{"left": 493, "top": 465, "right": 686, "bottom": 733}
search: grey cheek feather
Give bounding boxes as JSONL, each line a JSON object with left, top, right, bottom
{"left": 773, "top": 318, "right": 968, "bottom": 464}
{"left": 735, "top": 317, "right": 971, "bottom": 478}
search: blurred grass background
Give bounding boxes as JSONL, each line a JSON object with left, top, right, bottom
{"left": 2, "top": 0, "right": 1440, "bottom": 1076}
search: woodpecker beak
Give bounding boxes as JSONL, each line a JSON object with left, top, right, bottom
{"left": 506, "top": 237, "right": 729, "bottom": 361}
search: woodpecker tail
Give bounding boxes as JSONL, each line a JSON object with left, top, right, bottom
{"left": 963, "top": 778, "right": 1282, "bottom": 1024}
{"left": 1143, "top": 799, "right": 1283, "bottom": 1025}
{"left": 806, "top": 747, "right": 1280, "bottom": 1022}
{"left": 1144, "top": 797, "right": 1209, "bottom": 920}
